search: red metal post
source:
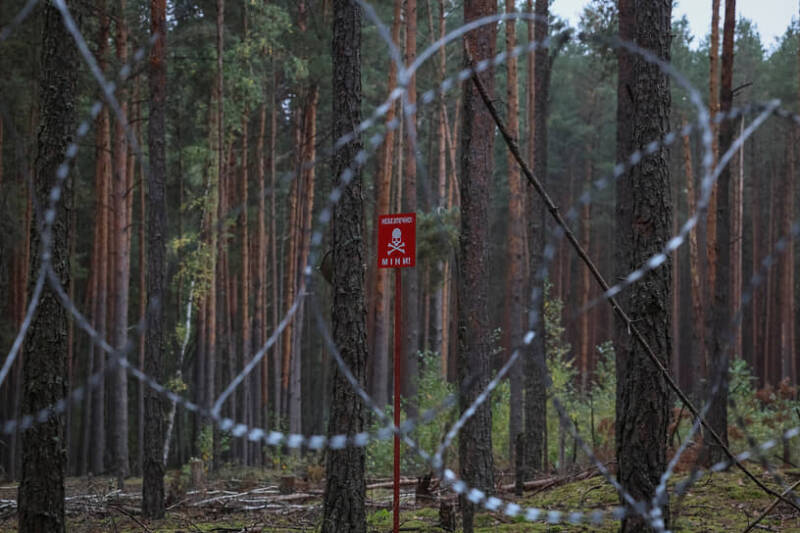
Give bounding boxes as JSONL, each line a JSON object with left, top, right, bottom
{"left": 393, "top": 267, "right": 402, "bottom": 533}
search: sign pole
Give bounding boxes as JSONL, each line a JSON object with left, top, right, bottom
{"left": 377, "top": 211, "right": 415, "bottom": 533}
{"left": 393, "top": 267, "right": 402, "bottom": 533}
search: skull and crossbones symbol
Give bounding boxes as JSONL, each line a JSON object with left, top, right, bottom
{"left": 388, "top": 227, "right": 405, "bottom": 255}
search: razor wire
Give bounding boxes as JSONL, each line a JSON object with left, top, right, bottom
{"left": 1, "top": 1, "right": 800, "bottom": 530}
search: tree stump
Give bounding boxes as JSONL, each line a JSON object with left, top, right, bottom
{"left": 190, "top": 458, "right": 205, "bottom": 489}
{"left": 439, "top": 499, "right": 458, "bottom": 532}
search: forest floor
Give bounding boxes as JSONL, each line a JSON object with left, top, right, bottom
{"left": 0, "top": 463, "right": 799, "bottom": 532}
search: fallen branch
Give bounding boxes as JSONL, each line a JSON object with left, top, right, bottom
{"left": 367, "top": 478, "right": 419, "bottom": 490}
{"left": 742, "top": 478, "right": 800, "bottom": 533}
{"left": 498, "top": 468, "right": 598, "bottom": 493}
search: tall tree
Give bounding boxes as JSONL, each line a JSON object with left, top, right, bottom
{"left": 321, "top": 1, "right": 367, "bottom": 531}
{"left": 89, "top": 1, "right": 111, "bottom": 475}
{"left": 706, "top": 0, "right": 721, "bottom": 300}
{"left": 142, "top": 0, "right": 167, "bottom": 518}
{"left": 615, "top": 0, "right": 672, "bottom": 531}
{"left": 17, "top": 2, "right": 80, "bottom": 531}
{"left": 111, "top": 0, "right": 130, "bottom": 486}
{"left": 523, "top": 0, "right": 549, "bottom": 479}
{"left": 705, "top": 0, "right": 736, "bottom": 466}
{"left": 504, "top": 0, "right": 525, "bottom": 473}
{"left": 403, "top": 0, "right": 420, "bottom": 416}
{"left": 459, "top": 1, "right": 497, "bottom": 531}
{"left": 682, "top": 120, "right": 705, "bottom": 400}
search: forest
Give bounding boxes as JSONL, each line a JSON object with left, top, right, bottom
{"left": 0, "top": 0, "right": 799, "bottom": 531}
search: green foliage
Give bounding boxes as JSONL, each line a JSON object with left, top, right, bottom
{"left": 366, "top": 352, "right": 456, "bottom": 475}
{"left": 196, "top": 425, "right": 230, "bottom": 466}
{"left": 416, "top": 208, "right": 459, "bottom": 266}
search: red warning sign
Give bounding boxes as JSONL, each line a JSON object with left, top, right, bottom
{"left": 377, "top": 213, "right": 416, "bottom": 269}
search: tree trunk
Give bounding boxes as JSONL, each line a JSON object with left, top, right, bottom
{"left": 321, "top": 2, "right": 367, "bottom": 531}
{"left": 281, "top": 106, "right": 299, "bottom": 422}
{"left": 579, "top": 145, "right": 594, "bottom": 393}
{"left": 705, "top": 0, "right": 735, "bottom": 467}
{"left": 459, "top": 2, "right": 497, "bottom": 531}
{"left": 255, "top": 101, "right": 268, "bottom": 453}
{"left": 731, "top": 116, "right": 743, "bottom": 359}
{"left": 240, "top": 109, "right": 252, "bottom": 464}
{"left": 270, "top": 67, "right": 280, "bottom": 427}
{"left": 289, "top": 86, "right": 318, "bottom": 436}
{"left": 523, "top": 0, "right": 548, "bottom": 481}
{"left": 17, "top": 2, "right": 79, "bottom": 530}
{"left": 90, "top": 2, "right": 112, "bottom": 475}
{"left": 137, "top": 87, "right": 147, "bottom": 478}
{"left": 779, "top": 134, "right": 796, "bottom": 382}
{"left": 403, "top": 0, "right": 420, "bottom": 417}
{"left": 683, "top": 121, "right": 705, "bottom": 401}
{"left": 142, "top": 0, "right": 167, "bottom": 518}
{"left": 706, "top": 0, "right": 721, "bottom": 295}
{"left": 615, "top": 1, "right": 672, "bottom": 530}
{"left": 112, "top": 0, "right": 130, "bottom": 486}
{"left": 503, "top": 0, "right": 525, "bottom": 477}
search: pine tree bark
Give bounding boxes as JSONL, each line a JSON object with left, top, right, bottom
{"left": 523, "top": 0, "right": 548, "bottom": 481}
{"left": 683, "top": 122, "right": 705, "bottom": 401}
{"left": 579, "top": 144, "right": 594, "bottom": 393}
{"left": 112, "top": 0, "right": 130, "bottom": 486}
{"left": 459, "top": 2, "right": 497, "bottom": 531}
{"left": 705, "top": 0, "right": 735, "bottom": 467}
{"left": 779, "top": 134, "right": 796, "bottom": 382}
{"left": 706, "top": 0, "right": 721, "bottom": 299}
{"left": 403, "top": 0, "right": 420, "bottom": 417}
{"left": 90, "top": 2, "right": 112, "bottom": 475}
{"left": 731, "top": 116, "right": 743, "bottom": 359}
{"left": 503, "top": 0, "right": 525, "bottom": 476}
{"left": 321, "top": 1, "right": 367, "bottom": 531}
{"left": 615, "top": 1, "right": 672, "bottom": 530}
{"left": 18, "top": 1, "right": 79, "bottom": 529}
{"left": 269, "top": 68, "right": 280, "bottom": 425}
{"left": 137, "top": 87, "right": 146, "bottom": 478}
{"left": 142, "top": 0, "right": 167, "bottom": 518}
{"left": 255, "top": 103, "right": 267, "bottom": 431}
{"left": 240, "top": 109, "right": 252, "bottom": 464}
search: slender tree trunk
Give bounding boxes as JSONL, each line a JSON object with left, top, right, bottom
{"left": 112, "top": 1, "right": 130, "bottom": 486}
{"left": 779, "top": 134, "right": 796, "bottom": 382}
{"left": 281, "top": 109, "right": 300, "bottom": 423}
{"left": 523, "top": 0, "right": 548, "bottom": 482}
{"left": 403, "top": 0, "right": 420, "bottom": 417}
{"left": 615, "top": 1, "right": 672, "bottom": 530}
{"left": 256, "top": 102, "right": 268, "bottom": 447}
{"left": 731, "top": 116, "right": 743, "bottom": 359}
{"left": 18, "top": 2, "right": 79, "bottom": 530}
{"left": 322, "top": 2, "right": 367, "bottom": 531}
{"left": 240, "top": 109, "right": 252, "bottom": 463}
{"left": 705, "top": 0, "right": 735, "bottom": 467}
{"left": 270, "top": 67, "right": 280, "bottom": 425}
{"left": 579, "top": 144, "right": 594, "bottom": 393}
{"left": 137, "top": 86, "right": 146, "bottom": 478}
{"left": 459, "top": 2, "right": 497, "bottom": 531}
{"left": 750, "top": 151, "right": 761, "bottom": 381}
{"left": 503, "top": 0, "right": 525, "bottom": 476}
{"left": 142, "top": 0, "right": 167, "bottom": 518}
{"left": 91, "top": 2, "right": 112, "bottom": 475}
{"left": 289, "top": 86, "right": 318, "bottom": 436}
{"left": 706, "top": 0, "right": 721, "bottom": 295}
{"left": 683, "top": 121, "right": 705, "bottom": 400}
{"left": 763, "top": 168, "right": 775, "bottom": 385}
